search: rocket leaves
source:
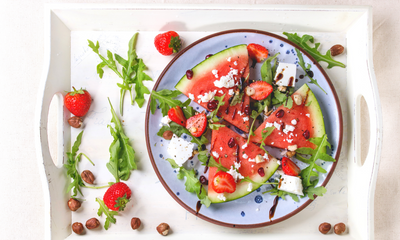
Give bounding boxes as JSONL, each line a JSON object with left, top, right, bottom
{"left": 96, "top": 198, "right": 118, "bottom": 230}
{"left": 157, "top": 122, "right": 208, "bottom": 147}
{"left": 295, "top": 49, "right": 327, "bottom": 94}
{"left": 150, "top": 89, "right": 195, "bottom": 119}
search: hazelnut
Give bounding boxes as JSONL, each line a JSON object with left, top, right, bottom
{"left": 156, "top": 223, "right": 170, "bottom": 236}
{"left": 334, "top": 222, "right": 346, "bottom": 235}
{"left": 68, "top": 116, "right": 83, "bottom": 128}
{"left": 286, "top": 151, "right": 296, "bottom": 158}
{"left": 293, "top": 95, "right": 302, "bottom": 105}
{"left": 330, "top": 44, "right": 345, "bottom": 56}
{"left": 245, "top": 86, "right": 255, "bottom": 96}
{"left": 72, "top": 222, "right": 84, "bottom": 235}
{"left": 287, "top": 144, "right": 298, "bottom": 152}
{"left": 162, "top": 130, "right": 173, "bottom": 140}
{"left": 319, "top": 222, "right": 331, "bottom": 234}
{"left": 131, "top": 217, "right": 141, "bottom": 230}
{"left": 255, "top": 154, "right": 264, "bottom": 163}
{"left": 67, "top": 198, "right": 81, "bottom": 211}
{"left": 81, "top": 170, "right": 95, "bottom": 184}
{"left": 277, "top": 86, "right": 287, "bottom": 92}
{"left": 85, "top": 218, "right": 100, "bottom": 230}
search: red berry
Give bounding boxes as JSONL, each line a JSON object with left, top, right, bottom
{"left": 168, "top": 106, "right": 187, "bottom": 127}
{"left": 258, "top": 167, "right": 265, "bottom": 177}
{"left": 227, "top": 137, "right": 236, "bottom": 148}
{"left": 247, "top": 43, "right": 269, "bottom": 63}
{"left": 103, "top": 182, "right": 132, "bottom": 211}
{"left": 154, "top": 31, "right": 182, "bottom": 56}
{"left": 275, "top": 109, "right": 284, "bottom": 118}
{"left": 186, "top": 112, "right": 207, "bottom": 137}
{"left": 303, "top": 130, "right": 310, "bottom": 139}
{"left": 186, "top": 69, "right": 193, "bottom": 79}
{"left": 248, "top": 81, "right": 273, "bottom": 100}
{"left": 211, "top": 171, "right": 236, "bottom": 193}
{"left": 281, "top": 157, "right": 301, "bottom": 176}
{"left": 207, "top": 100, "right": 218, "bottom": 111}
{"left": 64, "top": 87, "right": 92, "bottom": 117}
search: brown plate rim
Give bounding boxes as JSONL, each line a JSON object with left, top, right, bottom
{"left": 145, "top": 29, "right": 343, "bottom": 228}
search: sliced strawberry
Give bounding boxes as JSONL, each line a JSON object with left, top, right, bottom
{"left": 247, "top": 43, "right": 269, "bottom": 63}
{"left": 186, "top": 112, "right": 207, "bottom": 137}
{"left": 211, "top": 171, "right": 236, "bottom": 193}
{"left": 248, "top": 81, "right": 273, "bottom": 100}
{"left": 281, "top": 157, "right": 301, "bottom": 176}
{"left": 168, "top": 106, "right": 187, "bottom": 127}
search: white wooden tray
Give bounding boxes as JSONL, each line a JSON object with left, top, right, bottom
{"left": 35, "top": 4, "right": 382, "bottom": 240}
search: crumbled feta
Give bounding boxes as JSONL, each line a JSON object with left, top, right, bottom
{"left": 278, "top": 174, "right": 304, "bottom": 196}
{"left": 217, "top": 193, "right": 226, "bottom": 201}
{"left": 242, "top": 143, "right": 248, "bottom": 149}
{"left": 237, "top": 111, "right": 244, "bottom": 116}
{"left": 273, "top": 122, "right": 281, "bottom": 130}
{"left": 247, "top": 182, "right": 253, "bottom": 192}
{"left": 234, "top": 161, "right": 241, "bottom": 170}
{"left": 255, "top": 154, "right": 264, "bottom": 163}
{"left": 306, "top": 113, "right": 311, "bottom": 118}
{"left": 287, "top": 139, "right": 293, "bottom": 143}
{"left": 263, "top": 153, "right": 269, "bottom": 160}
{"left": 214, "top": 68, "right": 239, "bottom": 88}
{"left": 212, "top": 69, "right": 218, "bottom": 78}
{"left": 227, "top": 165, "right": 244, "bottom": 182}
{"left": 271, "top": 142, "right": 274, "bottom": 145}
{"left": 274, "top": 62, "right": 296, "bottom": 87}
{"left": 265, "top": 122, "right": 273, "bottom": 128}
{"left": 291, "top": 119, "right": 297, "bottom": 125}
{"left": 212, "top": 151, "right": 219, "bottom": 158}
{"left": 243, "top": 117, "right": 249, "bottom": 122}
{"left": 218, "top": 90, "right": 224, "bottom": 94}
{"left": 160, "top": 115, "right": 171, "bottom": 126}
{"left": 198, "top": 90, "right": 217, "bottom": 103}
{"left": 242, "top": 153, "right": 249, "bottom": 159}
{"left": 228, "top": 89, "right": 234, "bottom": 95}
{"left": 288, "top": 145, "right": 297, "bottom": 151}
{"left": 248, "top": 158, "right": 256, "bottom": 162}
{"left": 220, "top": 147, "right": 223, "bottom": 151}
{"left": 234, "top": 61, "right": 238, "bottom": 66}
{"left": 227, "top": 57, "right": 231, "bottom": 62}
{"left": 167, "top": 134, "right": 194, "bottom": 166}
{"left": 283, "top": 124, "right": 295, "bottom": 134}
{"left": 188, "top": 93, "right": 195, "bottom": 100}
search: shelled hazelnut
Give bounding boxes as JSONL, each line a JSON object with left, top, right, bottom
{"left": 334, "top": 223, "right": 346, "bottom": 235}
{"left": 131, "top": 217, "right": 141, "bottom": 230}
{"left": 72, "top": 222, "right": 84, "bottom": 235}
{"left": 85, "top": 218, "right": 100, "bottom": 229}
{"left": 156, "top": 223, "right": 170, "bottom": 236}
{"left": 68, "top": 116, "right": 83, "bottom": 128}
{"left": 319, "top": 222, "right": 331, "bottom": 234}
{"left": 81, "top": 170, "right": 95, "bottom": 184}
{"left": 163, "top": 130, "right": 173, "bottom": 140}
{"left": 67, "top": 198, "right": 81, "bottom": 211}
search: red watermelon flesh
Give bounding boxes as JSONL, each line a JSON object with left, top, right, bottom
{"left": 208, "top": 126, "right": 279, "bottom": 203}
{"left": 175, "top": 44, "right": 251, "bottom": 132}
{"left": 250, "top": 84, "right": 326, "bottom": 150}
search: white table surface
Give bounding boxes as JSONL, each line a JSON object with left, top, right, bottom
{"left": 0, "top": 0, "right": 398, "bottom": 239}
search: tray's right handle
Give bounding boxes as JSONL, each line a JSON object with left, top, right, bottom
{"left": 346, "top": 8, "right": 383, "bottom": 240}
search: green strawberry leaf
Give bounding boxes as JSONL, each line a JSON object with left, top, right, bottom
{"left": 114, "top": 194, "right": 130, "bottom": 211}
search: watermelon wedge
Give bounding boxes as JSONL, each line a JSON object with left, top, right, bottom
{"left": 208, "top": 126, "right": 279, "bottom": 203}
{"left": 175, "top": 45, "right": 251, "bottom": 132}
{"left": 250, "top": 84, "right": 325, "bottom": 150}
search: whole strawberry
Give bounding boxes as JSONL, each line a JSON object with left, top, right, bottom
{"left": 103, "top": 182, "right": 132, "bottom": 211}
{"left": 154, "top": 31, "right": 182, "bottom": 56}
{"left": 64, "top": 87, "right": 92, "bottom": 117}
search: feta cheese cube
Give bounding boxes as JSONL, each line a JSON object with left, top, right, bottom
{"left": 265, "top": 122, "right": 273, "bottom": 128}
{"left": 188, "top": 93, "right": 195, "bottom": 100}
{"left": 274, "top": 62, "right": 296, "bottom": 87}
{"left": 214, "top": 68, "right": 238, "bottom": 88}
{"left": 212, "top": 151, "right": 219, "bottom": 158}
{"left": 277, "top": 174, "right": 304, "bottom": 196}
{"left": 241, "top": 143, "right": 248, "bottom": 149}
{"left": 167, "top": 134, "right": 194, "bottom": 166}
{"left": 247, "top": 182, "right": 253, "bottom": 192}
{"left": 160, "top": 115, "right": 172, "bottom": 126}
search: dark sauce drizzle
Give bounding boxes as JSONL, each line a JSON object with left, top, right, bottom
{"left": 269, "top": 196, "right": 280, "bottom": 220}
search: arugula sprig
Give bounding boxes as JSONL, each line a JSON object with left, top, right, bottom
{"left": 295, "top": 49, "right": 327, "bottom": 94}
{"left": 150, "top": 89, "right": 195, "bottom": 119}
{"left": 88, "top": 33, "right": 152, "bottom": 115}
{"left": 157, "top": 122, "right": 208, "bottom": 147}
{"left": 107, "top": 98, "right": 136, "bottom": 183}
{"left": 198, "top": 151, "right": 228, "bottom": 172}
{"left": 259, "top": 126, "right": 275, "bottom": 154}
{"left": 208, "top": 123, "right": 225, "bottom": 130}
{"left": 263, "top": 187, "right": 300, "bottom": 202}
{"left": 283, "top": 32, "right": 346, "bottom": 69}
{"left": 166, "top": 158, "right": 211, "bottom": 207}
{"left": 208, "top": 94, "right": 225, "bottom": 123}
{"left": 241, "top": 177, "right": 278, "bottom": 186}
{"left": 96, "top": 198, "right": 118, "bottom": 230}
{"left": 247, "top": 110, "right": 261, "bottom": 145}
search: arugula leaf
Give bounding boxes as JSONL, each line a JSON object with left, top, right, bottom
{"left": 297, "top": 134, "right": 334, "bottom": 187}
{"left": 209, "top": 123, "right": 225, "bottom": 130}
{"left": 208, "top": 94, "right": 225, "bottom": 123}
{"left": 230, "top": 92, "right": 243, "bottom": 106}
{"left": 106, "top": 99, "right": 136, "bottom": 183}
{"left": 295, "top": 49, "right": 327, "bottom": 94}
{"left": 166, "top": 158, "right": 211, "bottom": 207}
{"left": 283, "top": 32, "right": 346, "bottom": 69}
{"left": 157, "top": 122, "right": 208, "bottom": 146}
{"left": 96, "top": 198, "right": 118, "bottom": 230}
{"left": 259, "top": 126, "right": 275, "bottom": 153}
{"left": 271, "top": 89, "right": 294, "bottom": 108}
{"left": 150, "top": 89, "right": 196, "bottom": 119}
{"left": 303, "top": 179, "right": 327, "bottom": 200}
{"left": 247, "top": 110, "right": 261, "bottom": 145}
{"left": 88, "top": 33, "right": 152, "bottom": 115}
{"left": 263, "top": 187, "right": 300, "bottom": 202}
{"left": 198, "top": 151, "right": 229, "bottom": 172}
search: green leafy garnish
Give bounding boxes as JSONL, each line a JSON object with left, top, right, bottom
{"left": 166, "top": 158, "right": 211, "bottom": 207}
{"left": 271, "top": 89, "right": 294, "bottom": 108}
{"left": 96, "top": 198, "right": 118, "bottom": 230}
{"left": 230, "top": 92, "right": 243, "bottom": 106}
{"left": 263, "top": 187, "right": 300, "bottom": 202}
{"left": 297, "top": 134, "right": 335, "bottom": 187}
{"left": 259, "top": 126, "right": 275, "bottom": 153}
{"left": 240, "top": 177, "right": 278, "bottom": 186}
{"left": 208, "top": 94, "right": 225, "bottom": 123}
{"left": 209, "top": 123, "right": 225, "bottom": 130}
{"left": 295, "top": 49, "right": 327, "bottom": 94}
{"left": 157, "top": 122, "right": 208, "bottom": 146}
{"left": 246, "top": 110, "right": 261, "bottom": 145}
{"left": 64, "top": 131, "right": 95, "bottom": 197}
{"left": 283, "top": 32, "right": 346, "bottom": 69}
{"left": 88, "top": 33, "right": 152, "bottom": 115}
{"left": 150, "top": 89, "right": 195, "bottom": 119}
{"left": 106, "top": 98, "right": 136, "bottom": 183}
{"left": 198, "top": 151, "right": 229, "bottom": 172}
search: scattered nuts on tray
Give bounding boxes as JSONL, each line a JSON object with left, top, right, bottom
{"left": 330, "top": 44, "right": 345, "bottom": 56}
{"left": 81, "top": 170, "right": 95, "bottom": 184}
{"left": 334, "top": 222, "right": 346, "bottom": 235}
{"left": 72, "top": 222, "right": 84, "bottom": 235}
{"left": 67, "top": 198, "right": 81, "bottom": 211}
{"left": 156, "top": 223, "right": 170, "bottom": 236}
{"left": 319, "top": 222, "right": 332, "bottom": 234}
{"left": 68, "top": 116, "right": 83, "bottom": 128}
{"left": 131, "top": 217, "right": 141, "bottom": 230}
{"left": 162, "top": 130, "right": 173, "bottom": 140}
{"left": 85, "top": 218, "right": 100, "bottom": 230}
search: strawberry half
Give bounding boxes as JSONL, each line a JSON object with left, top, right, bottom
{"left": 186, "top": 112, "right": 207, "bottom": 137}
{"left": 247, "top": 43, "right": 269, "bottom": 63}
{"left": 168, "top": 106, "right": 187, "bottom": 127}
{"left": 281, "top": 157, "right": 301, "bottom": 176}
{"left": 103, "top": 182, "right": 132, "bottom": 211}
{"left": 211, "top": 171, "right": 236, "bottom": 193}
{"left": 154, "top": 31, "right": 182, "bottom": 56}
{"left": 64, "top": 87, "right": 92, "bottom": 117}
{"left": 248, "top": 81, "right": 273, "bottom": 100}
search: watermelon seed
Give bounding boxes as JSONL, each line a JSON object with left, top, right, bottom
{"left": 186, "top": 69, "right": 193, "bottom": 79}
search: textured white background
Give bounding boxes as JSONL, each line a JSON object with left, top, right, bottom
{"left": 0, "top": 0, "right": 397, "bottom": 239}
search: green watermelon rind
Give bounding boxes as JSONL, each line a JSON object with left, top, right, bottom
{"left": 175, "top": 44, "right": 248, "bottom": 93}
{"left": 208, "top": 158, "right": 280, "bottom": 203}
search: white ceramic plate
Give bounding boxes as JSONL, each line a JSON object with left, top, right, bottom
{"left": 145, "top": 29, "right": 343, "bottom": 228}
